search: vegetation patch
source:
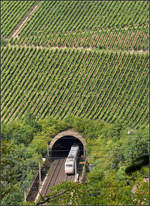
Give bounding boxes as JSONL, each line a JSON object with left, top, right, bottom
{"left": 1, "top": 115, "right": 149, "bottom": 205}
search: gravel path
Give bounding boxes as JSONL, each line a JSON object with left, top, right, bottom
{"left": 7, "top": 43, "right": 149, "bottom": 55}
{"left": 11, "top": 3, "right": 41, "bottom": 38}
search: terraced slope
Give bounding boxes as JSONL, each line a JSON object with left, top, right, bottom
{"left": 1, "top": 1, "right": 36, "bottom": 37}
{"left": 10, "top": 1, "right": 149, "bottom": 50}
{"left": 1, "top": 46, "right": 148, "bottom": 127}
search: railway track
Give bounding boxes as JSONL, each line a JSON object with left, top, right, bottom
{"left": 39, "top": 157, "right": 75, "bottom": 198}
{"left": 26, "top": 156, "right": 85, "bottom": 202}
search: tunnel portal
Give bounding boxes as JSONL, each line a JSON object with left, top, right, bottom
{"left": 49, "top": 129, "right": 86, "bottom": 159}
{"left": 51, "top": 136, "right": 84, "bottom": 157}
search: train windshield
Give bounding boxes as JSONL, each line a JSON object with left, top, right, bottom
{"left": 66, "top": 164, "right": 73, "bottom": 167}
{"left": 68, "top": 156, "right": 74, "bottom": 160}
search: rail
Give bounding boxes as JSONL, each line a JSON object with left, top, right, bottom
{"left": 26, "top": 156, "right": 86, "bottom": 202}
{"left": 26, "top": 158, "right": 51, "bottom": 202}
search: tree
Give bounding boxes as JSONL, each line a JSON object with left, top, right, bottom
{"left": 23, "top": 112, "right": 41, "bottom": 131}
{"left": 1, "top": 140, "right": 18, "bottom": 200}
{"left": 1, "top": 139, "right": 41, "bottom": 204}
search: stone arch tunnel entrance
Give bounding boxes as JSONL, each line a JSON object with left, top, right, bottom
{"left": 49, "top": 129, "right": 86, "bottom": 159}
{"left": 26, "top": 130, "right": 86, "bottom": 202}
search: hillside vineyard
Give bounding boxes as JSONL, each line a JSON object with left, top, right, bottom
{"left": 1, "top": 1, "right": 149, "bottom": 205}
{"left": 1, "top": 47, "right": 148, "bottom": 127}
{"left": 1, "top": 1, "right": 35, "bottom": 37}
{"left": 7, "top": 1, "right": 149, "bottom": 50}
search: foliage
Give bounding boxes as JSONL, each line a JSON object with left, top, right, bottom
{"left": 110, "top": 126, "right": 149, "bottom": 170}
{"left": 23, "top": 112, "right": 42, "bottom": 131}
{"left": 1, "top": 117, "right": 149, "bottom": 205}
{"left": 64, "top": 115, "right": 105, "bottom": 138}
{"left": 38, "top": 116, "right": 57, "bottom": 130}
{"left": 1, "top": 140, "right": 18, "bottom": 200}
{"left": 38, "top": 181, "right": 102, "bottom": 205}
{"left": 1, "top": 120, "right": 36, "bottom": 145}
{"left": 37, "top": 169, "right": 148, "bottom": 205}
{"left": 1, "top": 124, "right": 41, "bottom": 205}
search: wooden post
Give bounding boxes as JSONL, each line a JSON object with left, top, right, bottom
{"left": 39, "top": 162, "right": 41, "bottom": 187}
{"left": 24, "top": 190, "right": 27, "bottom": 203}
{"left": 75, "top": 159, "right": 76, "bottom": 175}
{"left": 47, "top": 144, "right": 49, "bottom": 157}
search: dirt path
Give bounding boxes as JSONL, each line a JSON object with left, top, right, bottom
{"left": 7, "top": 43, "right": 149, "bottom": 55}
{"left": 11, "top": 3, "right": 41, "bottom": 38}
{"left": 128, "top": 49, "right": 149, "bottom": 55}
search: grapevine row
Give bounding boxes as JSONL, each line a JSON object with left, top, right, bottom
{"left": 1, "top": 46, "right": 148, "bottom": 127}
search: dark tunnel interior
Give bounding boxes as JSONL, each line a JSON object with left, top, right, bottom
{"left": 50, "top": 136, "right": 84, "bottom": 158}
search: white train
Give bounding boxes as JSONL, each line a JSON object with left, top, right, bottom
{"left": 65, "top": 144, "right": 79, "bottom": 174}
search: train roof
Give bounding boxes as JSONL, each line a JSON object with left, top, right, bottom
{"left": 65, "top": 144, "right": 79, "bottom": 165}
{"left": 71, "top": 144, "right": 79, "bottom": 148}
{"left": 70, "top": 145, "right": 79, "bottom": 151}
{"left": 65, "top": 158, "right": 74, "bottom": 164}
{"left": 68, "top": 150, "right": 78, "bottom": 156}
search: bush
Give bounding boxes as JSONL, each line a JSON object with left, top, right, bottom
{"left": 1, "top": 120, "right": 35, "bottom": 145}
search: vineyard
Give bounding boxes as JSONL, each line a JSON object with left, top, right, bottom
{"left": 1, "top": 1, "right": 36, "bottom": 37}
{"left": 1, "top": 46, "right": 148, "bottom": 127}
{"left": 7, "top": 1, "right": 149, "bottom": 51}
{"left": 1, "top": 1, "right": 149, "bottom": 127}
{"left": 1, "top": 2, "right": 149, "bottom": 204}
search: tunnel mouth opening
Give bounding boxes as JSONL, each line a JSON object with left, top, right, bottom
{"left": 51, "top": 135, "right": 84, "bottom": 159}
